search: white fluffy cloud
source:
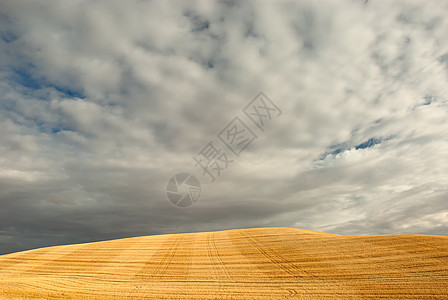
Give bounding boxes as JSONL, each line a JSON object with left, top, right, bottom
{"left": 0, "top": 0, "right": 447, "bottom": 254}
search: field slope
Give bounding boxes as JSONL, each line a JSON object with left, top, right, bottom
{"left": 0, "top": 227, "right": 447, "bottom": 299}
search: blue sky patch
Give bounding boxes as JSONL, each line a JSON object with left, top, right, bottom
{"left": 355, "top": 137, "right": 382, "bottom": 150}
{"left": 1, "top": 31, "right": 18, "bottom": 43}
{"left": 12, "top": 67, "right": 85, "bottom": 99}
{"left": 320, "top": 136, "right": 394, "bottom": 160}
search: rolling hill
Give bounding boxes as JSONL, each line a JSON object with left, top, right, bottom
{"left": 1, "top": 227, "right": 447, "bottom": 299}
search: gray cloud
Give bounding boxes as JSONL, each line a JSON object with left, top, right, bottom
{"left": 1, "top": 0, "right": 448, "bottom": 255}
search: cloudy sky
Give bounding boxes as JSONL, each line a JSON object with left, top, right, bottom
{"left": 1, "top": 0, "right": 448, "bottom": 255}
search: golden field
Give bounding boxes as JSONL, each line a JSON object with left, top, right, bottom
{"left": 0, "top": 227, "right": 447, "bottom": 299}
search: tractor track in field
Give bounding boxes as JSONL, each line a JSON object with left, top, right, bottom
{"left": 237, "top": 231, "right": 303, "bottom": 298}
{"left": 208, "top": 233, "right": 231, "bottom": 280}
{"left": 1, "top": 228, "right": 448, "bottom": 299}
{"left": 205, "top": 232, "right": 233, "bottom": 298}
{"left": 137, "top": 235, "right": 184, "bottom": 280}
{"left": 238, "top": 231, "right": 308, "bottom": 278}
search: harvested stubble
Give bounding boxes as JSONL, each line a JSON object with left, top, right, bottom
{"left": 0, "top": 227, "right": 447, "bottom": 299}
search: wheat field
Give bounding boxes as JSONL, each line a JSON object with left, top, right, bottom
{"left": 0, "top": 227, "right": 447, "bottom": 299}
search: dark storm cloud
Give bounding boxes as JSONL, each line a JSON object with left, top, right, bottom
{"left": 1, "top": 0, "right": 448, "bottom": 254}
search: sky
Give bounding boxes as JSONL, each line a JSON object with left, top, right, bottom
{"left": 1, "top": 0, "right": 448, "bottom": 255}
